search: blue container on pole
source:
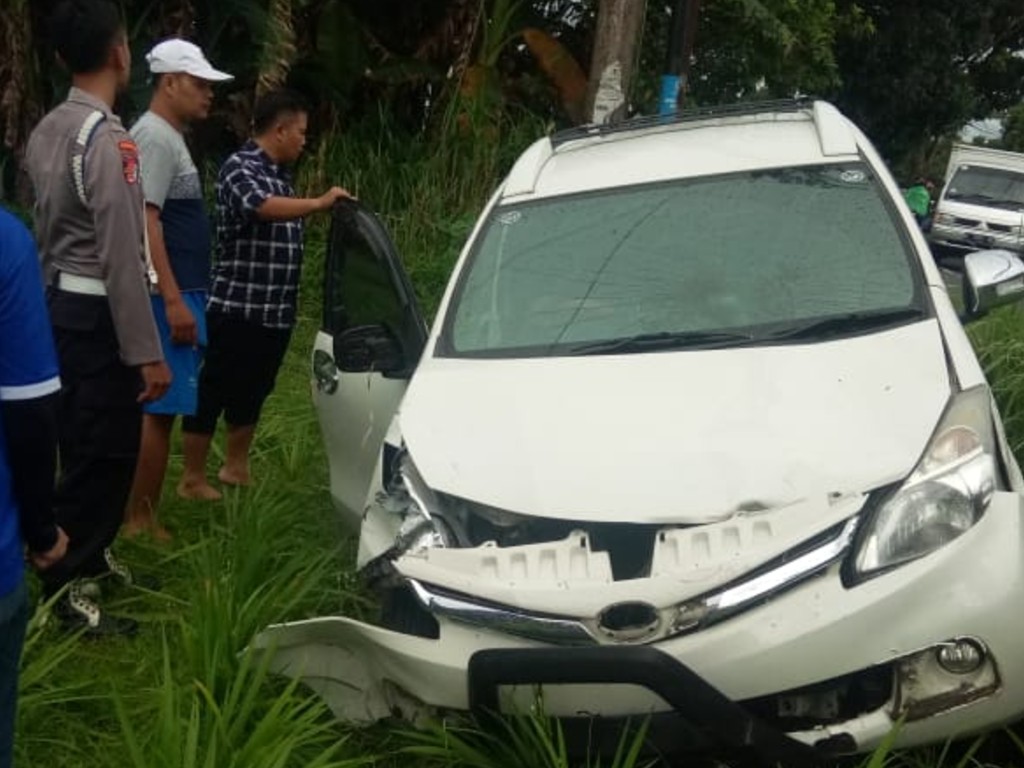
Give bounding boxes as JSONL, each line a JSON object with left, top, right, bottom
{"left": 659, "top": 74, "right": 681, "bottom": 116}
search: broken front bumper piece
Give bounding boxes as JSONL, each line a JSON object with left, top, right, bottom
{"left": 251, "top": 616, "right": 1003, "bottom": 757}
{"left": 251, "top": 490, "right": 1024, "bottom": 753}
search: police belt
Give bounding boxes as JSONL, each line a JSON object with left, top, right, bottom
{"left": 56, "top": 272, "right": 107, "bottom": 296}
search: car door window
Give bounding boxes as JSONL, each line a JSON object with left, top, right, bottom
{"left": 323, "top": 202, "right": 425, "bottom": 364}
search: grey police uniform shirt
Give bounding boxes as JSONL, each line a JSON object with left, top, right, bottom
{"left": 25, "top": 87, "right": 161, "bottom": 367}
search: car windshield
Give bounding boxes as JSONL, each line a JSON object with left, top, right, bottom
{"left": 945, "top": 166, "right": 1024, "bottom": 210}
{"left": 443, "top": 163, "right": 926, "bottom": 358}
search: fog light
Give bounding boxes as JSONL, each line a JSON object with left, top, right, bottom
{"left": 894, "top": 637, "right": 998, "bottom": 720}
{"left": 936, "top": 638, "right": 985, "bottom": 674}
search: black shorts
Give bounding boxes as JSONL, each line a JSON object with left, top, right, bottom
{"left": 182, "top": 313, "right": 292, "bottom": 434}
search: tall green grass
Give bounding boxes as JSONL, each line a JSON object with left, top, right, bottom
{"left": 300, "top": 107, "right": 547, "bottom": 318}
{"left": 967, "top": 306, "right": 1024, "bottom": 457}
{"left": 401, "top": 711, "right": 656, "bottom": 768}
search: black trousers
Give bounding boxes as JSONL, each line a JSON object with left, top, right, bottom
{"left": 182, "top": 313, "right": 292, "bottom": 435}
{"left": 41, "top": 290, "right": 143, "bottom": 595}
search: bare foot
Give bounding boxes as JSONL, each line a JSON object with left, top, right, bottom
{"left": 176, "top": 478, "right": 223, "bottom": 501}
{"left": 217, "top": 466, "right": 251, "bottom": 486}
{"left": 122, "top": 520, "right": 147, "bottom": 539}
{"left": 123, "top": 519, "right": 174, "bottom": 543}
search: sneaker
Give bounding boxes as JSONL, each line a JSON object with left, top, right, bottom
{"left": 56, "top": 582, "right": 138, "bottom": 637}
{"left": 78, "top": 578, "right": 103, "bottom": 599}
{"left": 103, "top": 548, "right": 161, "bottom": 591}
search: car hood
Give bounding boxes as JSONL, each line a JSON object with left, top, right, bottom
{"left": 400, "top": 320, "right": 951, "bottom": 524}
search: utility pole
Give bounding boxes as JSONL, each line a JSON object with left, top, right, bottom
{"left": 584, "top": 0, "right": 649, "bottom": 124}
{"left": 659, "top": 0, "right": 701, "bottom": 115}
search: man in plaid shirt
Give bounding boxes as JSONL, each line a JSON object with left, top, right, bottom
{"left": 179, "top": 90, "right": 348, "bottom": 499}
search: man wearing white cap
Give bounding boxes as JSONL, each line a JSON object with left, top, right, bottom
{"left": 124, "top": 39, "right": 232, "bottom": 539}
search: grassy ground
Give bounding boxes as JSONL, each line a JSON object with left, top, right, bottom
{"left": 14, "top": 114, "right": 1024, "bottom": 766}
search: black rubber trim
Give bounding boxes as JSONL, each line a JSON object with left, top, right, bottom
{"left": 550, "top": 98, "right": 816, "bottom": 146}
{"left": 468, "top": 646, "right": 826, "bottom": 765}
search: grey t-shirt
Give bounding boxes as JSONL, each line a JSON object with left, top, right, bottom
{"left": 131, "top": 111, "right": 212, "bottom": 291}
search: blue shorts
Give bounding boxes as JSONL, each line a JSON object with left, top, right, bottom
{"left": 144, "top": 291, "right": 208, "bottom": 416}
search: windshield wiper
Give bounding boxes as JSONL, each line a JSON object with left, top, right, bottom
{"left": 766, "top": 307, "right": 927, "bottom": 343}
{"left": 565, "top": 329, "right": 755, "bottom": 356}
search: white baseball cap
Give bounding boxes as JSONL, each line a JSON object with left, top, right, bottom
{"left": 146, "top": 39, "right": 233, "bottom": 82}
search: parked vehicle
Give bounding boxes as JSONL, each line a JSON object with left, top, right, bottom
{"left": 929, "top": 143, "right": 1024, "bottom": 256}
{"left": 253, "top": 100, "right": 1024, "bottom": 760}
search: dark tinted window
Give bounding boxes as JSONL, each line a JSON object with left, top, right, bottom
{"left": 325, "top": 209, "right": 407, "bottom": 336}
{"left": 946, "top": 166, "right": 1024, "bottom": 210}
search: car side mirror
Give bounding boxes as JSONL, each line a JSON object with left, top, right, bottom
{"left": 962, "top": 249, "right": 1024, "bottom": 321}
{"left": 334, "top": 324, "right": 406, "bottom": 374}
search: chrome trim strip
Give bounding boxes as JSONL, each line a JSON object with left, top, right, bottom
{"left": 709, "top": 517, "right": 859, "bottom": 613}
{"left": 407, "top": 516, "right": 859, "bottom": 646}
{"left": 408, "top": 578, "right": 594, "bottom": 645}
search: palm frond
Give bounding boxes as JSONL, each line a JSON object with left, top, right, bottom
{"left": 257, "top": 0, "right": 297, "bottom": 97}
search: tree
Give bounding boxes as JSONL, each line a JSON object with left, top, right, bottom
{"left": 0, "top": 0, "right": 44, "bottom": 204}
{"left": 692, "top": 0, "right": 845, "bottom": 102}
{"left": 632, "top": 0, "right": 851, "bottom": 111}
{"left": 832, "top": 0, "right": 1024, "bottom": 175}
{"left": 1004, "top": 104, "right": 1024, "bottom": 154}
{"left": 585, "top": 0, "right": 647, "bottom": 123}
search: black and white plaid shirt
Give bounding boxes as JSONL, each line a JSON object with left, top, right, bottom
{"left": 208, "top": 141, "right": 304, "bottom": 328}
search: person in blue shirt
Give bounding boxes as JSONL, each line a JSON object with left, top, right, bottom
{"left": 0, "top": 205, "right": 67, "bottom": 768}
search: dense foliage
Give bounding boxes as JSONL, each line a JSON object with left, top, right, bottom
{"left": 832, "top": 0, "right": 1024, "bottom": 176}
{"left": 3, "top": 0, "right": 1024, "bottom": 201}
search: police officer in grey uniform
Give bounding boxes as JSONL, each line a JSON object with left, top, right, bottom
{"left": 24, "top": 0, "right": 171, "bottom": 635}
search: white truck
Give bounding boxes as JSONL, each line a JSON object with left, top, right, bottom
{"left": 929, "top": 143, "right": 1024, "bottom": 256}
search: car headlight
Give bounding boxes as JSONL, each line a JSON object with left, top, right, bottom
{"left": 934, "top": 212, "right": 954, "bottom": 226}
{"left": 851, "top": 386, "right": 997, "bottom": 580}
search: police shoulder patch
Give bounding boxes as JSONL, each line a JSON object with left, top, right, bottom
{"left": 118, "top": 138, "right": 140, "bottom": 185}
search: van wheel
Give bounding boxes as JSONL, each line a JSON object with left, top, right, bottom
{"left": 380, "top": 585, "right": 440, "bottom": 639}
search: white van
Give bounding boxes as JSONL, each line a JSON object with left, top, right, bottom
{"left": 930, "top": 143, "right": 1024, "bottom": 255}
{"left": 255, "top": 101, "right": 1024, "bottom": 760}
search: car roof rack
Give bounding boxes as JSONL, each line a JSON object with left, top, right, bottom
{"left": 550, "top": 97, "right": 817, "bottom": 148}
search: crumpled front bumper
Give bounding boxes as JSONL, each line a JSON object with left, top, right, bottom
{"left": 251, "top": 490, "right": 1024, "bottom": 753}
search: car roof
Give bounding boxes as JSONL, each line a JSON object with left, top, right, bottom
{"left": 501, "top": 100, "right": 863, "bottom": 202}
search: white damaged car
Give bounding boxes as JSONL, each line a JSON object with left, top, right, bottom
{"left": 254, "top": 100, "right": 1024, "bottom": 759}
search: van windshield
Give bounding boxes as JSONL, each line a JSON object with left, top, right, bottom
{"left": 946, "top": 166, "right": 1024, "bottom": 210}
{"left": 443, "top": 163, "right": 926, "bottom": 358}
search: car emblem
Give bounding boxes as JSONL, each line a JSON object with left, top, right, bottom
{"left": 597, "top": 601, "right": 661, "bottom": 642}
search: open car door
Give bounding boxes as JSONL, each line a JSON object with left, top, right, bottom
{"left": 312, "top": 199, "right": 427, "bottom": 523}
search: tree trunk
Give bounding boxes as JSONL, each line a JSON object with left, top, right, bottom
{"left": 0, "top": 0, "right": 44, "bottom": 206}
{"left": 584, "top": 0, "right": 648, "bottom": 124}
